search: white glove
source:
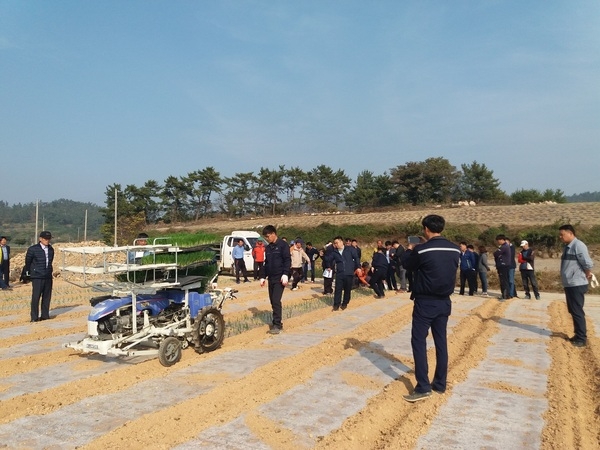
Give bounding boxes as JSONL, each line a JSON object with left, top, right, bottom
{"left": 280, "top": 274, "right": 289, "bottom": 286}
{"left": 260, "top": 278, "right": 265, "bottom": 287}
{"left": 307, "top": 264, "right": 311, "bottom": 271}
{"left": 590, "top": 274, "right": 598, "bottom": 288}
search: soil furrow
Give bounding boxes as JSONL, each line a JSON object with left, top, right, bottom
{"left": 81, "top": 301, "right": 416, "bottom": 449}
{"left": 311, "top": 297, "right": 507, "bottom": 449}
{"left": 542, "top": 301, "right": 600, "bottom": 449}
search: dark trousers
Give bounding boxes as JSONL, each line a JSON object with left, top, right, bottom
{"left": 234, "top": 259, "right": 249, "bottom": 282}
{"left": 31, "top": 277, "right": 53, "bottom": 321}
{"left": 333, "top": 275, "right": 353, "bottom": 307}
{"left": 395, "top": 265, "right": 407, "bottom": 290}
{"left": 407, "top": 271, "right": 414, "bottom": 292}
{"left": 459, "top": 269, "right": 477, "bottom": 295}
{"left": 253, "top": 261, "right": 264, "bottom": 280}
{"left": 520, "top": 270, "right": 539, "bottom": 297}
{"left": 497, "top": 267, "right": 510, "bottom": 299}
{"left": 323, "top": 275, "right": 333, "bottom": 294}
{"left": 1, "top": 260, "right": 9, "bottom": 286}
{"left": 565, "top": 285, "right": 588, "bottom": 342}
{"left": 411, "top": 298, "right": 451, "bottom": 393}
{"left": 268, "top": 281, "right": 285, "bottom": 329}
{"left": 370, "top": 269, "right": 386, "bottom": 297}
{"left": 291, "top": 267, "right": 303, "bottom": 288}
{"left": 386, "top": 265, "right": 398, "bottom": 291}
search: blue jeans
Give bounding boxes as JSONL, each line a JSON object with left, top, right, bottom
{"left": 508, "top": 268, "right": 516, "bottom": 297}
{"left": 478, "top": 270, "right": 488, "bottom": 293}
{"left": 411, "top": 298, "right": 451, "bottom": 393}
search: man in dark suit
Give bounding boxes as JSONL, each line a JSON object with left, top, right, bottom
{"left": 331, "top": 236, "right": 360, "bottom": 311}
{"left": 0, "top": 236, "right": 10, "bottom": 288}
{"left": 24, "top": 231, "right": 55, "bottom": 322}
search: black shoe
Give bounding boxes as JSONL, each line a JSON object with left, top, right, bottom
{"left": 571, "top": 339, "right": 586, "bottom": 348}
{"left": 403, "top": 391, "right": 432, "bottom": 403}
{"left": 340, "top": 304, "right": 347, "bottom": 310}
{"left": 524, "top": 294, "right": 531, "bottom": 299}
{"left": 332, "top": 306, "right": 340, "bottom": 311}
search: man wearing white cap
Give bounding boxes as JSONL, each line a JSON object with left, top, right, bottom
{"left": 518, "top": 240, "right": 540, "bottom": 300}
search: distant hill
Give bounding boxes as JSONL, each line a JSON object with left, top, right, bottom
{"left": 567, "top": 191, "right": 600, "bottom": 202}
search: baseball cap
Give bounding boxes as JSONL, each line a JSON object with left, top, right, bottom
{"left": 520, "top": 240, "right": 528, "bottom": 246}
{"left": 39, "top": 231, "right": 52, "bottom": 239}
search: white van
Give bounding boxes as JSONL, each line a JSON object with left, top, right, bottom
{"left": 218, "top": 231, "right": 262, "bottom": 274}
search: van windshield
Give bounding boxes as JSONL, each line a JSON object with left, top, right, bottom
{"left": 248, "top": 237, "right": 259, "bottom": 248}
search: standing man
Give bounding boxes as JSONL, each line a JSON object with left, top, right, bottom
{"left": 401, "top": 215, "right": 460, "bottom": 402}
{"left": 351, "top": 239, "right": 362, "bottom": 261}
{"left": 290, "top": 240, "right": 310, "bottom": 290}
{"left": 493, "top": 235, "right": 512, "bottom": 300}
{"left": 392, "top": 241, "right": 407, "bottom": 293}
{"left": 458, "top": 242, "right": 477, "bottom": 296}
{"left": 331, "top": 236, "right": 360, "bottom": 311}
{"left": 0, "top": 236, "right": 10, "bottom": 288}
{"left": 559, "top": 225, "right": 594, "bottom": 347}
{"left": 302, "top": 242, "right": 319, "bottom": 283}
{"left": 507, "top": 237, "right": 518, "bottom": 298}
{"left": 252, "top": 240, "right": 266, "bottom": 280}
{"left": 232, "top": 239, "right": 250, "bottom": 284}
{"left": 25, "top": 231, "right": 55, "bottom": 322}
{"left": 385, "top": 241, "right": 398, "bottom": 292}
{"left": 260, "top": 225, "right": 291, "bottom": 334}
{"left": 519, "top": 240, "right": 540, "bottom": 300}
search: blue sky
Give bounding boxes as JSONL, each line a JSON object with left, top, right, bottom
{"left": 1, "top": 1, "right": 599, "bottom": 206}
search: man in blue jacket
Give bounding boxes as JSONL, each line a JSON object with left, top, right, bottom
{"left": 260, "top": 225, "right": 291, "bottom": 334}
{"left": 401, "top": 215, "right": 460, "bottom": 402}
{"left": 24, "top": 231, "right": 55, "bottom": 322}
{"left": 331, "top": 236, "right": 360, "bottom": 311}
{"left": 458, "top": 241, "right": 477, "bottom": 296}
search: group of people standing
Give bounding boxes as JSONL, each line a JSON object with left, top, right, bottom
{"left": 457, "top": 237, "right": 540, "bottom": 300}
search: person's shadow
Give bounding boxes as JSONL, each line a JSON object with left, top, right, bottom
{"left": 476, "top": 313, "right": 569, "bottom": 340}
{"left": 344, "top": 337, "right": 413, "bottom": 391}
{"left": 247, "top": 306, "right": 273, "bottom": 325}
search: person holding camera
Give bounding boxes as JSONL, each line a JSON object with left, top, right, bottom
{"left": 400, "top": 215, "right": 460, "bottom": 403}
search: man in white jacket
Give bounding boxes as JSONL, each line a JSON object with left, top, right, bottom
{"left": 559, "top": 224, "right": 594, "bottom": 348}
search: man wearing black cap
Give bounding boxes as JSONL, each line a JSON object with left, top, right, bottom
{"left": 24, "top": 231, "right": 55, "bottom": 322}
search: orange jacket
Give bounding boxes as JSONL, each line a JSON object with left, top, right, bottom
{"left": 252, "top": 242, "right": 266, "bottom": 262}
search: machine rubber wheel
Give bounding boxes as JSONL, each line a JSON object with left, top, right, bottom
{"left": 192, "top": 307, "right": 225, "bottom": 354}
{"left": 158, "top": 336, "right": 182, "bottom": 367}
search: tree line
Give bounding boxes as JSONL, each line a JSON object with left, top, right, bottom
{"left": 0, "top": 199, "right": 104, "bottom": 245}
{"left": 100, "top": 158, "right": 567, "bottom": 243}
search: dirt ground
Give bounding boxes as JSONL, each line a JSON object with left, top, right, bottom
{"left": 1, "top": 202, "right": 599, "bottom": 449}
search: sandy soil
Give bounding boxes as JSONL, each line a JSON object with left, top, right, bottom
{"left": 1, "top": 202, "right": 599, "bottom": 449}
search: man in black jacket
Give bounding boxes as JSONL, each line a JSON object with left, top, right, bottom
{"left": 0, "top": 236, "right": 10, "bottom": 288}
{"left": 260, "top": 225, "right": 291, "bottom": 334}
{"left": 331, "top": 236, "right": 360, "bottom": 311}
{"left": 401, "top": 215, "right": 460, "bottom": 402}
{"left": 24, "top": 231, "right": 55, "bottom": 322}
